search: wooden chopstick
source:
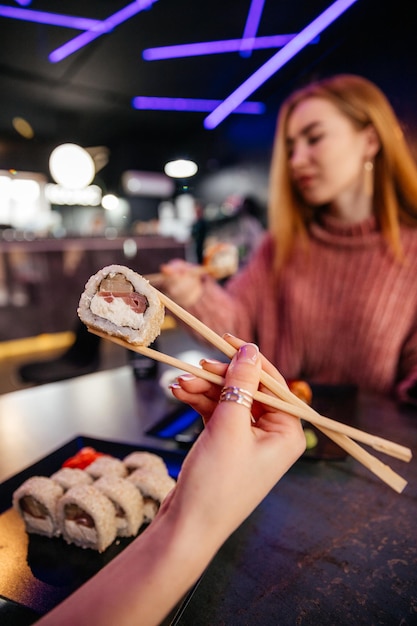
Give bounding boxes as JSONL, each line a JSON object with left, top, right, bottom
{"left": 153, "top": 290, "right": 410, "bottom": 493}
{"left": 89, "top": 327, "right": 410, "bottom": 493}
{"left": 90, "top": 328, "right": 410, "bottom": 460}
{"left": 146, "top": 265, "right": 219, "bottom": 287}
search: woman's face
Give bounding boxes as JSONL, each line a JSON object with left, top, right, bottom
{"left": 286, "top": 96, "right": 372, "bottom": 208}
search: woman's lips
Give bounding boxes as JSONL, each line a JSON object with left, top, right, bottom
{"left": 296, "top": 175, "right": 315, "bottom": 189}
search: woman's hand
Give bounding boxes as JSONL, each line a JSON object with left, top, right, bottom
{"left": 37, "top": 337, "right": 305, "bottom": 626}
{"left": 160, "top": 259, "right": 204, "bottom": 308}
{"left": 165, "top": 335, "right": 306, "bottom": 546}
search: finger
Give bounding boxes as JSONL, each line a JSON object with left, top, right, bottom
{"left": 223, "top": 333, "right": 288, "bottom": 388}
{"left": 169, "top": 384, "right": 217, "bottom": 424}
{"left": 199, "top": 358, "right": 229, "bottom": 378}
{"left": 222, "top": 334, "right": 298, "bottom": 426}
{"left": 175, "top": 373, "right": 222, "bottom": 402}
{"left": 161, "top": 259, "right": 194, "bottom": 275}
{"left": 217, "top": 343, "right": 261, "bottom": 419}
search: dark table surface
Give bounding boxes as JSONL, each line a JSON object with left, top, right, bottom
{"left": 0, "top": 335, "right": 416, "bottom": 625}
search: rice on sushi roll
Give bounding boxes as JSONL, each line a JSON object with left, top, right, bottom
{"left": 85, "top": 455, "right": 127, "bottom": 479}
{"left": 13, "top": 476, "right": 64, "bottom": 538}
{"left": 95, "top": 476, "right": 144, "bottom": 537}
{"left": 123, "top": 451, "right": 168, "bottom": 476}
{"left": 128, "top": 469, "right": 176, "bottom": 523}
{"left": 50, "top": 467, "right": 93, "bottom": 491}
{"left": 77, "top": 264, "right": 165, "bottom": 346}
{"left": 57, "top": 484, "right": 117, "bottom": 552}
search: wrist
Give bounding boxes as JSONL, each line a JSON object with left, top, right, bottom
{"left": 155, "top": 494, "right": 223, "bottom": 563}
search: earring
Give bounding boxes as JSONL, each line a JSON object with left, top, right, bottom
{"left": 364, "top": 160, "right": 374, "bottom": 197}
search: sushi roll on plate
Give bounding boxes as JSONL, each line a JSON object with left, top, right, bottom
{"left": 128, "top": 469, "right": 176, "bottom": 523}
{"left": 50, "top": 467, "right": 93, "bottom": 491}
{"left": 57, "top": 484, "right": 117, "bottom": 552}
{"left": 95, "top": 476, "right": 144, "bottom": 537}
{"left": 123, "top": 451, "right": 168, "bottom": 476}
{"left": 77, "top": 264, "right": 165, "bottom": 346}
{"left": 13, "top": 476, "right": 64, "bottom": 538}
{"left": 85, "top": 455, "right": 127, "bottom": 479}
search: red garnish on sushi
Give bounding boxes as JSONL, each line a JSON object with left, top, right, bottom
{"left": 62, "top": 447, "right": 105, "bottom": 469}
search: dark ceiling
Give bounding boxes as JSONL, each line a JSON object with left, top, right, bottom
{"left": 0, "top": 0, "right": 416, "bottom": 192}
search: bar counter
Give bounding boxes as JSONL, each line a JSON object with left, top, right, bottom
{"left": 0, "top": 343, "right": 416, "bottom": 625}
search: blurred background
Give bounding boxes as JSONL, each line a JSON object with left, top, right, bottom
{"left": 0, "top": 0, "right": 416, "bottom": 389}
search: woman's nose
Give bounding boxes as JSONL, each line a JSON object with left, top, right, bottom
{"left": 290, "top": 143, "right": 308, "bottom": 169}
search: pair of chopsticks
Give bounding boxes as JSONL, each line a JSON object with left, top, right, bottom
{"left": 145, "top": 263, "right": 235, "bottom": 287}
{"left": 89, "top": 287, "right": 412, "bottom": 494}
{"left": 144, "top": 267, "right": 207, "bottom": 287}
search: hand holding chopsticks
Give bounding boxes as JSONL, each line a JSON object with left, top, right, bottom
{"left": 89, "top": 282, "right": 412, "bottom": 494}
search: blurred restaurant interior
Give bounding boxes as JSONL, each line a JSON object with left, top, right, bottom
{"left": 0, "top": 0, "right": 416, "bottom": 391}
{"left": 1, "top": 4, "right": 417, "bottom": 625}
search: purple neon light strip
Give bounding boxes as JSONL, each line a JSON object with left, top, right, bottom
{"left": 240, "top": 0, "right": 266, "bottom": 57}
{"left": 49, "top": 0, "right": 158, "bottom": 63}
{"left": 132, "top": 96, "right": 265, "bottom": 114}
{"left": 143, "top": 34, "right": 320, "bottom": 61}
{"left": 204, "top": 0, "right": 359, "bottom": 129}
{"left": 0, "top": 5, "right": 102, "bottom": 29}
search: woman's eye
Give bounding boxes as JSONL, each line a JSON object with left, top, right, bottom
{"left": 307, "top": 134, "right": 323, "bottom": 145}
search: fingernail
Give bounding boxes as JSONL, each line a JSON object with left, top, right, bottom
{"left": 200, "top": 358, "right": 221, "bottom": 365}
{"left": 177, "top": 373, "right": 196, "bottom": 382}
{"left": 237, "top": 343, "right": 259, "bottom": 364}
{"left": 169, "top": 381, "right": 181, "bottom": 389}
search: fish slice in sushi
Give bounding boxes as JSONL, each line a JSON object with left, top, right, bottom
{"left": 78, "top": 264, "right": 165, "bottom": 346}
{"left": 95, "top": 476, "right": 144, "bottom": 537}
{"left": 13, "top": 476, "right": 64, "bottom": 538}
{"left": 57, "top": 484, "right": 117, "bottom": 552}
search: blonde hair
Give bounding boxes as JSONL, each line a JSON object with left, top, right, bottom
{"left": 268, "top": 74, "right": 417, "bottom": 272}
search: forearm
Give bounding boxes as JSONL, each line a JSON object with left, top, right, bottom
{"left": 189, "top": 277, "right": 252, "bottom": 340}
{"left": 36, "top": 505, "right": 220, "bottom": 626}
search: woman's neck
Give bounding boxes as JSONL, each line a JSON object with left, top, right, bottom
{"left": 326, "top": 185, "right": 373, "bottom": 224}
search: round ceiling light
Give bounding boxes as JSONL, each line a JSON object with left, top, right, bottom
{"left": 102, "top": 193, "right": 120, "bottom": 210}
{"left": 12, "top": 117, "right": 34, "bottom": 139}
{"left": 49, "top": 143, "right": 95, "bottom": 189}
{"left": 164, "top": 159, "right": 198, "bottom": 178}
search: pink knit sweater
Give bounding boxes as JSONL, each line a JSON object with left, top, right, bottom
{"left": 189, "top": 214, "right": 417, "bottom": 398}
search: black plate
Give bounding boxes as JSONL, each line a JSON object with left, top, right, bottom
{"left": 0, "top": 436, "right": 187, "bottom": 625}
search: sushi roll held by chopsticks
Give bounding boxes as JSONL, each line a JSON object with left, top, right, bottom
{"left": 78, "top": 264, "right": 164, "bottom": 346}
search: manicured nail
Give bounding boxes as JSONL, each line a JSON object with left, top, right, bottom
{"left": 237, "top": 343, "right": 259, "bottom": 364}
{"left": 177, "top": 373, "right": 196, "bottom": 382}
{"left": 169, "top": 381, "right": 181, "bottom": 389}
{"left": 200, "top": 358, "right": 221, "bottom": 365}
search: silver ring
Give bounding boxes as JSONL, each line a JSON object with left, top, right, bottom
{"left": 219, "top": 386, "right": 254, "bottom": 410}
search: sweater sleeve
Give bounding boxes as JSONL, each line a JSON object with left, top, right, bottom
{"left": 188, "top": 234, "right": 273, "bottom": 343}
{"left": 395, "top": 323, "right": 417, "bottom": 404}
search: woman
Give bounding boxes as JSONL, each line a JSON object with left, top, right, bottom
{"left": 161, "top": 74, "right": 417, "bottom": 403}
{"left": 37, "top": 338, "right": 305, "bottom": 626}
